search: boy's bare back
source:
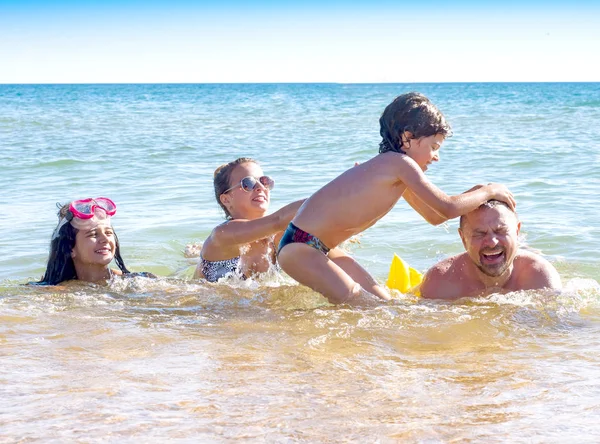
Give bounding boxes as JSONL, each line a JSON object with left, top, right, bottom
{"left": 292, "top": 152, "right": 413, "bottom": 248}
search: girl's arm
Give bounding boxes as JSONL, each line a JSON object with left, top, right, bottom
{"left": 393, "top": 156, "right": 515, "bottom": 219}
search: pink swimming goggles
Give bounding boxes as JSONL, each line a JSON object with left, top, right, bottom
{"left": 69, "top": 197, "right": 117, "bottom": 219}
{"left": 52, "top": 197, "right": 117, "bottom": 240}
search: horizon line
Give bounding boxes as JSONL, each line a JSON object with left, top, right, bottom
{"left": 2, "top": 81, "right": 600, "bottom": 85}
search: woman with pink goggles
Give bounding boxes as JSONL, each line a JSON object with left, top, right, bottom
{"left": 38, "top": 197, "right": 151, "bottom": 285}
{"left": 194, "top": 157, "right": 304, "bottom": 282}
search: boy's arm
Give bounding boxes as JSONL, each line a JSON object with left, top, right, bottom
{"left": 211, "top": 199, "right": 305, "bottom": 247}
{"left": 402, "top": 189, "right": 447, "bottom": 225}
{"left": 404, "top": 184, "right": 493, "bottom": 225}
{"left": 393, "top": 156, "right": 515, "bottom": 219}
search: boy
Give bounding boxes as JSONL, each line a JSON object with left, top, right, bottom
{"left": 278, "top": 92, "right": 515, "bottom": 304}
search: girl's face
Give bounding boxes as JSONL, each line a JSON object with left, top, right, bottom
{"left": 221, "top": 162, "right": 270, "bottom": 219}
{"left": 71, "top": 224, "right": 116, "bottom": 268}
{"left": 404, "top": 133, "right": 445, "bottom": 171}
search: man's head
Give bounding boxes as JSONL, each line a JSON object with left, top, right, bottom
{"left": 459, "top": 200, "right": 521, "bottom": 277}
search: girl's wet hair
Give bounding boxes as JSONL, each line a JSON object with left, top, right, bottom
{"left": 379, "top": 92, "right": 452, "bottom": 154}
{"left": 213, "top": 157, "right": 258, "bottom": 219}
{"left": 37, "top": 203, "right": 130, "bottom": 285}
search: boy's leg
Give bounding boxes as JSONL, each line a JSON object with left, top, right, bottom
{"left": 278, "top": 243, "right": 383, "bottom": 305}
{"left": 328, "top": 247, "right": 391, "bottom": 301}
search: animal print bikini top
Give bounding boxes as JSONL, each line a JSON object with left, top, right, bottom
{"left": 199, "top": 256, "right": 242, "bottom": 282}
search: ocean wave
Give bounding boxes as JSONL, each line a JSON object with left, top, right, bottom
{"left": 31, "top": 158, "right": 88, "bottom": 168}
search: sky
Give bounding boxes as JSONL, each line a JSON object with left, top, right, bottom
{"left": 1, "top": 0, "right": 599, "bottom": 83}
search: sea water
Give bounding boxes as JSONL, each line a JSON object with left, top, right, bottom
{"left": 1, "top": 83, "right": 599, "bottom": 441}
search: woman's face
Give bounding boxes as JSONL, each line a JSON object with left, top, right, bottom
{"left": 222, "top": 162, "right": 270, "bottom": 219}
{"left": 71, "top": 224, "right": 116, "bottom": 268}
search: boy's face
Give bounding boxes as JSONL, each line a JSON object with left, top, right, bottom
{"left": 404, "top": 133, "right": 444, "bottom": 171}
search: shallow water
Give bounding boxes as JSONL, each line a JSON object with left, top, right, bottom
{"left": 2, "top": 277, "right": 600, "bottom": 441}
{"left": 1, "top": 83, "right": 600, "bottom": 441}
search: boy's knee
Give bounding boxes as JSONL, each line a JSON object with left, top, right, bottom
{"left": 347, "top": 282, "right": 362, "bottom": 303}
{"left": 332, "top": 282, "right": 361, "bottom": 304}
{"left": 372, "top": 284, "right": 392, "bottom": 301}
{"left": 340, "top": 283, "right": 378, "bottom": 306}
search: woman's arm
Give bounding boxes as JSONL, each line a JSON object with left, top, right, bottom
{"left": 211, "top": 199, "right": 305, "bottom": 249}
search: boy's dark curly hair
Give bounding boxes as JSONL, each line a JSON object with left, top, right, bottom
{"left": 379, "top": 92, "right": 452, "bottom": 154}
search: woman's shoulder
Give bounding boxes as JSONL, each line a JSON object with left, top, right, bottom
{"left": 205, "top": 220, "right": 232, "bottom": 244}
{"left": 203, "top": 220, "right": 244, "bottom": 258}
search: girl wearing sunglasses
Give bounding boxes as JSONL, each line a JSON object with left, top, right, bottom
{"left": 37, "top": 198, "right": 150, "bottom": 285}
{"left": 195, "top": 157, "right": 304, "bottom": 282}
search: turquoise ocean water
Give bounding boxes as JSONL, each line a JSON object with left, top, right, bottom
{"left": 1, "top": 83, "right": 600, "bottom": 441}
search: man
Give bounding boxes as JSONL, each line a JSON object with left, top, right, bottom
{"left": 420, "top": 200, "right": 562, "bottom": 300}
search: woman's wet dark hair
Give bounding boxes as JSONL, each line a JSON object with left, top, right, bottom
{"left": 37, "top": 203, "right": 130, "bottom": 285}
{"left": 379, "top": 92, "right": 453, "bottom": 154}
{"left": 213, "top": 157, "right": 258, "bottom": 219}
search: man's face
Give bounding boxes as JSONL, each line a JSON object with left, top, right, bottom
{"left": 459, "top": 204, "right": 521, "bottom": 277}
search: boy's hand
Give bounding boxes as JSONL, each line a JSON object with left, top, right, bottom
{"left": 486, "top": 183, "right": 516, "bottom": 211}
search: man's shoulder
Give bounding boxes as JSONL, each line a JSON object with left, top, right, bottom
{"left": 514, "top": 248, "right": 555, "bottom": 270}
{"left": 420, "top": 253, "right": 471, "bottom": 299}
{"left": 426, "top": 253, "right": 469, "bottom": 276}
{"left": 513, "top": 248, "right": 562, "bottom": 290}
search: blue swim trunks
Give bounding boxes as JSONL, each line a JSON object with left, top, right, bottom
{"left": 277, "top": 222, "right": 331, "bottom": 256}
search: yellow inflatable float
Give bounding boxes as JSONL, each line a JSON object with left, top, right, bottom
{"left": 386, "top": 253, "right": 423, "bottom": 296}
